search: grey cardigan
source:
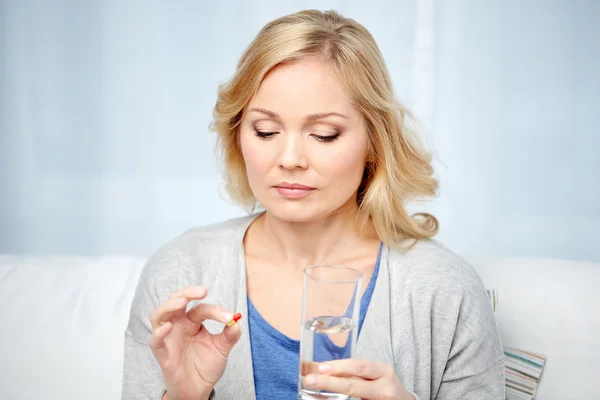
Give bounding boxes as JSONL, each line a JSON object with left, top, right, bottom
{"left": 122, "top": 215, "right": 505, "bottom": 399}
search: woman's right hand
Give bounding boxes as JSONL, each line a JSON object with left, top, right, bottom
{"left": 149, "top": 286, "right": 241, "bottom": 400}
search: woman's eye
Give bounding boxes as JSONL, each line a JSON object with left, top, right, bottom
{"left": 254, "top": 130, "right": 341, "bottom": 142}
{"left": 254, "top": 131, "right": 278, "bottom": 139}
{"left": 314, "top": 133, "right": 341, "bottom": 142}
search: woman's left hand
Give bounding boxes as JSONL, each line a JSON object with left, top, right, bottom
{"left": 303, "top": 359, "right": 415, "bottom": 400}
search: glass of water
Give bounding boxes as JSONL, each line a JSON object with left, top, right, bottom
{"left": 297, "top": 264, "right": 363, "bottom": 400}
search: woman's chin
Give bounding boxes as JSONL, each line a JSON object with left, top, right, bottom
{"left": 267, "top": 209, "right": 323, "bottom": 224}
{"left": 258, "top": 201, "right": 324, "bottom": 223}
{"left": 261, "top": 202, "right": 353, "bottom": 224}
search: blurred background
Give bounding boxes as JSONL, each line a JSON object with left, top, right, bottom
{"left": 1, "top": 0, "right": 599, "bottom": 262}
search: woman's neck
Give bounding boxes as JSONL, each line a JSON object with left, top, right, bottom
{"left": 249, "top": 206, "right": 378, "bottom": 271}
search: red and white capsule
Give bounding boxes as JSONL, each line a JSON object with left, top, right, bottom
{"left": 226, "top": 312, "right": 242, "bottom": 327}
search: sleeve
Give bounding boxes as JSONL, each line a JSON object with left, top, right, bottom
{"left": 436, "top": 359, "right": 505, "bottom": 399}
{"left": 121, "top": 252, "right": 169, "bottom": 400}
{"left": 435, "top": 271, "right": 506, "bottom": 399}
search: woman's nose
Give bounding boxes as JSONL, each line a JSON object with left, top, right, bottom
{"left": 277, "top": 133, "right": 308, "bottom": 170}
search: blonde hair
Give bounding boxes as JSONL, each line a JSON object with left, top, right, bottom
{"left": 210, "top": 9, "right": 439, "bottom": 248}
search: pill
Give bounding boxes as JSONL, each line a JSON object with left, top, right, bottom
{"left": 226, "top": 312, "right": 242, "bottom": 327}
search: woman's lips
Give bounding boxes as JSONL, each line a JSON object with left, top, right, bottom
{"left": 274, "top": 183, "right": 315, "bottom": 199}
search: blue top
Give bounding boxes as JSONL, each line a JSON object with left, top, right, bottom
{"left": 247, "top": 244, "right": 382, "bottom": 399}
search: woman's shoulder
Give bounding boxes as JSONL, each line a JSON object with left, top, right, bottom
{"left": 386, "top": 239, "right": 499, "bottom": 340}
{"left": 183, "top": 213, "right": 258, "bottom": 240}
{"left": 153, "top": 214, "right": 256, "bottom": 257}
{"left": 137, "top": 214, "right": 257, "bottom": 295}
{"left": 386, "top": 240, "right": 504, "bottom": 384}
{"left": 386, "top": 238, "right": 487, "bottom": 297}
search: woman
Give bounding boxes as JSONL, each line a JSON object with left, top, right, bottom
{"left": 122, "top": 9, "right": 504, "bottom": 400}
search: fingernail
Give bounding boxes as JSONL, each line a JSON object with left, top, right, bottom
{"left": 304, "top": 375, "right": 317, "bottom": 386}
{"left": 196, "top": 286, "right": 206, "bottom": 296}
{"left": 318, "top": 364, "right": 331, "bottom": 373}
{"left": 223, "top": 312, "right": 234, "bottom": 322}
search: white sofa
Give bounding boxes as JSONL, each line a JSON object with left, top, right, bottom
{"left": 0, "top": 254, "right": 598, "bottom": 400}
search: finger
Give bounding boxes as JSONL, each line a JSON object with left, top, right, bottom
{"left": 318, "top": 358, "right": 389, "bottom": 380}
{"left": 212, "top": 319, "right": 242, "bottom": 358}
{"left": 301, "top": 361, "right": 321, "bottom": 376}
{"left": 167, "top": 285, "right": 208, "bottom": 302}
{"left": 149, "top": 321, "right": 173, "bottom": 354}
{"left": 186, "top": 304, "right": 242, "bottom": 359}
{"left": 303, "top": 374, "right": 375, "bottom": 399}
{"left": 186, "top": 303, "right": 234, "bottom": 325}
{"left": 150, "top": 296, "right": 188, "bottom": 330}
{"left": 150, "top": 286, "right": 208, "bottom": 329}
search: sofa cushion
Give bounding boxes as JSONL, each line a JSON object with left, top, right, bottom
{"left": 473, "top": 257, "right": 600, "bottom": 399}
{"left": 0, "top": 255, "right": 146, "bottom": 400}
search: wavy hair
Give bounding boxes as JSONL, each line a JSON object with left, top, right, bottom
{"left": 210, "top": 9, "right": 439, "bottom": 248}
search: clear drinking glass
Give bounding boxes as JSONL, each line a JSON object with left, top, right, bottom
{"left": 297, "top": 265, "right": 363, "bottom": 400}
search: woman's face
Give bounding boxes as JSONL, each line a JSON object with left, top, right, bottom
{"left": 239, "top": 57, "right": 369, "bottom": 223}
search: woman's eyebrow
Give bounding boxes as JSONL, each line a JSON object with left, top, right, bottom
{"left": 248, "top": 108, "right": 349, "bottom": 121}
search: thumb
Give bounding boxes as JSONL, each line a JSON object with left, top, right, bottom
{"left": 212, "top": 320, "right": 242, "bottom": 358}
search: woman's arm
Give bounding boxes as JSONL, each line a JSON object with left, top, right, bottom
{"left": 121, "top": 252, "right": 169, "bottom": 399}
{"left": 435, "top": 272, "right": 505, "bottom": 399}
